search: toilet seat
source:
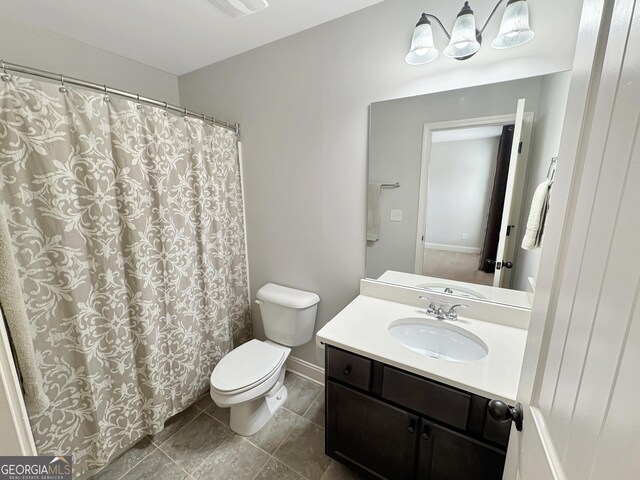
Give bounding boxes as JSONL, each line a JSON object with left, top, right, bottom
{"left": 211, "top": 340, "right": 287, "bottom": 395}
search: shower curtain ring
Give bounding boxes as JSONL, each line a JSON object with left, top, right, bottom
{"left": 1, "top": 60, "right": 10, "bottom": 81}
{"left": 59, "top": 74, "right": 68, "bottom": 93}
{"left": 163, "top": 101, "right": 169, "bottom": 117}
{"left": 103, "top": 85, "right": 110, "bottom": 103}
{"left": 183, "top": 108, "right": 188, "bottom": 120}
{"left": 201, "top": 113, "right": 206, "bottom": 123}
{"left": 136, "top": 94, "right": 142, "bottom": 110}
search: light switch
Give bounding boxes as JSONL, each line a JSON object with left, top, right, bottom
{"left": 390, "top": 210, "right": 403, "bottom": 222}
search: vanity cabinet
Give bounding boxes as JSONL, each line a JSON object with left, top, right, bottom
{"left": 325, "top": 346, "right": 511, "bottom": 480}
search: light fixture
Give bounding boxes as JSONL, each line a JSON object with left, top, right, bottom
{"left": 491, "top": 0, "right": 534, "bottom": 49}
{"left": 405, "top": 14, "right": 438, "bottom": 65}
{"left": 209, "top": 0, "right": 269, "bottom": 17}
{"left": 444, "top": 2, "right": 481, "bottom": 59}
{"left": 405, "top": 0, "right": 534, "bottom": 65}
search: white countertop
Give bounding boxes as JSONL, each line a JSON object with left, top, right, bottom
{"left": 316, "top": 295, "right": 527, "bottom": 404}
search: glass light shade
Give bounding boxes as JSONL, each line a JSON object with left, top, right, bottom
{"left": 209, "top": 0, "right": 268, "bottom": 17}
{"left": 405, "top": 17, "right": 438, "bottom": 65}
{"left": 444, "top": 4, "right": 481, "bottom": 59}
{"left": 491, "top": 0, "right": 534, "bottom": 49}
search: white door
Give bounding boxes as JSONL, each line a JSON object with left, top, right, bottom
{"left": 493, "top": 99, "right": 531, "bottom": 289}
{"left": 413, "top": 113, "right": 527, "bottom": 276}
{"left": 505, "top": 1, "right": 640, "bottom": 478}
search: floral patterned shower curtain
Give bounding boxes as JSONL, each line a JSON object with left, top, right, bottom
{"left": 0, "top": 75, "right": 251, "bottom": 475}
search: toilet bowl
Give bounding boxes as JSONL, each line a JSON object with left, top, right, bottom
{"left": 210, "top": 283, "right": 319, "bottom": 436}
{"left": 210, "top": 339, "right": 291, "bottom": 435}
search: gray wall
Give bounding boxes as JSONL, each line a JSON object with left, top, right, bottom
{"left": 0, "top": 16, "right": 180, "bottom": 103}
{"left": 513, "top": 72, "right": 572, "bottom": 291}
{"left": 426, "top": 137, "right": 500, "bottom": 250}
{"left": 178, "top": 0, "right": 578, "bottom": 365}
{"left": 366, "top": 77, "right": 543, "bottom": 279}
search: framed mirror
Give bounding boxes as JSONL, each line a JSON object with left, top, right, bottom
{"left": 365, "top": 73, "right": 571, "bottom": 308}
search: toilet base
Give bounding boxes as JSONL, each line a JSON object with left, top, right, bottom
{"left": 229, "top": 375, "right": 288, "bottom": 436}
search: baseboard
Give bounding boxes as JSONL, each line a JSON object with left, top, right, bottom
{"left": 424, "top": 242, "right": 481, "bottom": 254}
{"left": 286, "top": 356, "right": 324, "bottom": 385}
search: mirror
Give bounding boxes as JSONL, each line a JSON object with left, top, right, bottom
{"left": 366, "top": 73, "right": 571, "bottom": 308}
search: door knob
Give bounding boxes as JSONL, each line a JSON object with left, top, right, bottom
{"left": 502, "top": 261, "right": 514, "bottom": 269}
{"left": 488, "top": 400, "right": 524, "bottom": 431}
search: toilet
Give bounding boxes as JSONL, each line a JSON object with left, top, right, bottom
{"left": 209, "top": 283, "right": 320, "bottom": 436}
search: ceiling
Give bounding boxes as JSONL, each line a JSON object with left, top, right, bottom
{"left": 0, "top": 0, "right": 384, "bottom": 75}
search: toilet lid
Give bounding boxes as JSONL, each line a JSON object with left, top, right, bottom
{"left": 211, "top": 340, "right": 286, "bottom": 393}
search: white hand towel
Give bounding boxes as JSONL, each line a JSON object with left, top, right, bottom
{"left": 367, "top": 183, "right": 383, "bottom": 242}
{"left": 521, "top": 179, "right": 551, "bottom": 250}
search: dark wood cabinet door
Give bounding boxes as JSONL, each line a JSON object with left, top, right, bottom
{"left": 327, "top": 380, "right": 417, "bottom": 480}
{"left": 416, "top": 419, "right": 506, "bottom": 480}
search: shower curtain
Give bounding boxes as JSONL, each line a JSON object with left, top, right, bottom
{"left": 0, "top": 75, "right": 251, "bottom": 475}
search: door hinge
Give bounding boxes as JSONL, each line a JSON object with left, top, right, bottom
{"left": 518, "top": 141, "right": 523, "bottom": 154}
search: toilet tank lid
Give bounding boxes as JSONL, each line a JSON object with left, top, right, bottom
{"left": 256, "top": 283, "right": 320, "bottom": 309}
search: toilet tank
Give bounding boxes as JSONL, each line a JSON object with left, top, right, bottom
{"left": 256, "top": 283, "right": 320, "bottom": 347}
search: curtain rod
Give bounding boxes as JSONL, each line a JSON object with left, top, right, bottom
{"left": 0, "top": 60, "right": 240, "bottom": 136}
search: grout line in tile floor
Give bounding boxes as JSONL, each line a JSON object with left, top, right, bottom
{"left": 195, "top": 404, "right": 302, "bottom": 480}
{"left": 154, "top": 412, "right": 220, "bottom": 478}
{"left": 249, "top": 448, "right": 275, "bottom": 480}
{"left": 112, "top": 446, "right": 156, "bottom": 480}
{"left": 300, "top": 389, "right": 324, "bottom": 427}
{"left": 192, "top": 412, "right": 274, "bottom": 475}
{"left": 258, "top": 378, "right": 326, "bottom": 480}
{"left": 146, "top": 408, "right": 210, "bottom": 478}
{"left": 197, "top": 403, "right": 313, "bottom": 480}
{"left": 171, "top": 396, "right": 307, "bottom": 479}
{"left": 155, "top": 443, "right": 194, "bottom": 480}
{"left": 99, "top": 373, "right": 337, "bottom": 480}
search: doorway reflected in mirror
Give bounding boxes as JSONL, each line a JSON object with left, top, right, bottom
{"left": 366, "top": 73, "right": 571, "bottom": 308}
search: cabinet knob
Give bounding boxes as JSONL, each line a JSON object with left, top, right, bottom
{"left": 343, "top": 365, "right": 352, "bottom": 376}
{"left": 488, "top": 400, "right": 524, "bottom": 432}
{"left": 407, "top": 426, "right": 415, "bottom": 434}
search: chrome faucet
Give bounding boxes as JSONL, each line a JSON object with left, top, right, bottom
{"left": 418, "top": 296, "right": 468, "bottom": 321}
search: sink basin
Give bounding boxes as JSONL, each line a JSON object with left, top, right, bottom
{"left": 417, "top": 283, "right": 486, "bottom": 300}
{"left": 388, "top": 318, "right": 488, "bottom": 362}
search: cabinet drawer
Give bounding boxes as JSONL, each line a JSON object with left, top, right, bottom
{"left": 382, "top": 366, "right": 471, "bottom": 430}
{"left": 326, "top": 347, "right": 372, "bottom": 392}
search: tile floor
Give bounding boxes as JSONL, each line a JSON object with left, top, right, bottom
{"left": 92, "top": 372, "right": 361, "bottom": 480}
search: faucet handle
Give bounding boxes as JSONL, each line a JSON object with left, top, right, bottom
{"left": 418, "top": 296, "right": 438, "bottom": 315}
{"left": 446, "top": 304, "right": 468, "bottom": 321}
